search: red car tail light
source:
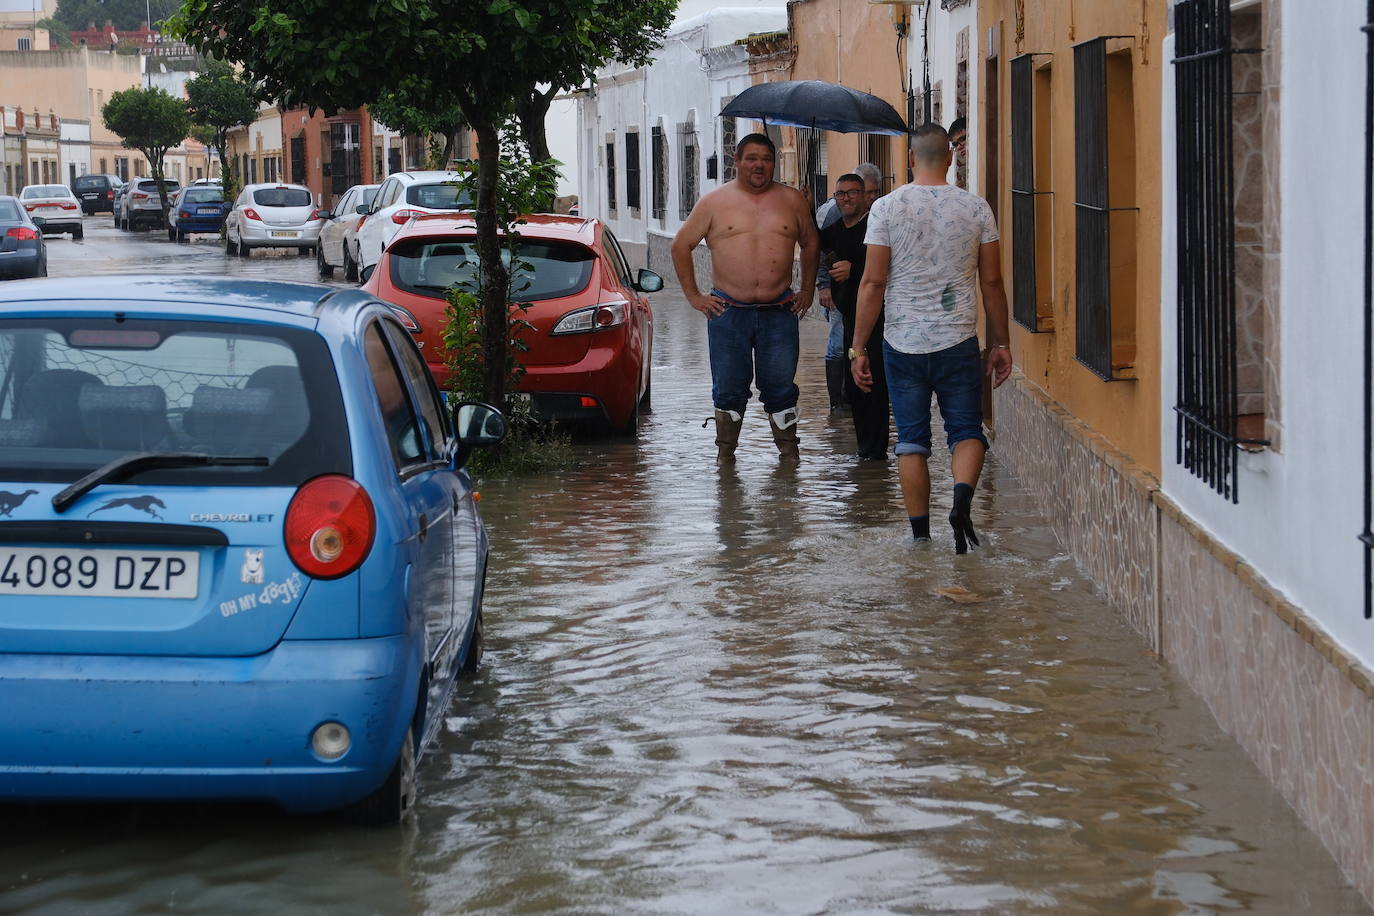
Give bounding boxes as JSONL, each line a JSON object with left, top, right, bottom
{"left": 284, "top": 475, "right": 375, "bottom": 579}
{"left": 310, "top": 209, "right": 327, "bottom": 221}
{"left": 550, "top": 300, "right": 629, "bottom": 335}
{"left": 386, "top": 303, "right": 422, "bottom": 333}
{"left": 243, "top": 207, "right": 263, "bottom": 221}
{"left": 5, "top": 226, "right": 37, "bottom": 241}
{"left": 106, "top": 190, "right": 114, "bottom": 199}
{"left": 132, "top": 192, "right": 148, "bottom": 200}
{"left": 60, "top": 202, "right": 77, "bottom": 210}
{"left": 391, "top": 208, "right": 422, "bottom": 225}
{"left": 179, "top": 210, "right": 192, "bottom": 218}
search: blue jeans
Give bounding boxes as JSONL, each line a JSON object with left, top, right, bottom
{"left": 707, "top": 306, "right": 801, "bottom": 415}
{"left": 884, "top": 336, "right": 988, "bottom": 457}
{"left": 825, "top": 307, "right": 843, "bottom": 360}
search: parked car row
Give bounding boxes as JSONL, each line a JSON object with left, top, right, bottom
{"left": 19, "top": 185, "right": 83, "bottom": 239}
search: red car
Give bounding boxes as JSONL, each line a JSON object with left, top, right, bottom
{"left": 363, "top": 214, "right": 661, "bottom": 431}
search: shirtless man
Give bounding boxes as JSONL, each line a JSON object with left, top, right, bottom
{"left": 671, "top": 133, "right": 819, "bottom": 462}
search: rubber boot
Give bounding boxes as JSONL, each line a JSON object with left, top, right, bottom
{"left": 825, "top": 359, "right": 847, "bottom": 413}
{"left": 769, "top": 407, "right": 800, "bottom": 461}
{"left": 713, "top": 408, "right": 743, "bottom": 464}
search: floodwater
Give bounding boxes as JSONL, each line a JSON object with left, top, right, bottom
{"left": 0, "top": 220, "right": 1368, "bottom": 914}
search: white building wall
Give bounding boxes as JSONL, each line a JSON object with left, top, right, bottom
{"left": 1159, "top": 0, "right": 1373, "bottom": 668}
{"left": 576, "top": 7, "right": 787, "bottom": 265}
{"left": 906, "top": 0, "right": 980, "bottom": 186}
{"left": 58, "top": 116, "right": 89, "bottom": 183}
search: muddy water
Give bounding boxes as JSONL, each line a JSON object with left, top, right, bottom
{"left": 1, "top": 222, "right": 1367, "bottom": 914}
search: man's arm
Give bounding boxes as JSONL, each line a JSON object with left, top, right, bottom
{"left": 671, "top": 196, "right": 724, "bottom": 317}
{"left": 793, "top": 192, "right": 820, "bottom": 316}
{"left": 849, "top": 244, "right": 890, "bottom": 393}
{"left": 978, "top": 239, "right": 1013, "bottom": 388}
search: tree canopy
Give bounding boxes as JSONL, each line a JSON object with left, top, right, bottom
{"left": 55, "top": 0, "right": 180, "bottom": 32}
{"left": 185, "top": 59, "right": 259, "bottom": 198}
{"left": 102, "top": 86, "right": 191, "bottom": 214}
{"left": 368, "top": 79, "right": 467, "bottom": 169}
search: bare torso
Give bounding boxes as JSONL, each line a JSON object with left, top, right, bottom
{"left": 701, "top": 183, "right": 804, "bottom": 302}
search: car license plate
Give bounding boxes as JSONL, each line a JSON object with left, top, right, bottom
{"left": 270, "top": 230, "right": 298, "bottom": 239}
{"left": 82, "top": 193, "right": 98, "bottom": 199}
{"left": 0, "top": 546, "right": 199, "bottom": 598}
{"left": 198, "top": 207, "right": 219, "bottom": 214}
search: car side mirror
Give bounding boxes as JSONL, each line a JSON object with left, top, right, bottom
{"left": 452, "top": 401, "right": 507, "bottom": 466}
{"left": 317, "top": 210, "right": 332, "bottom": 220}
{"left": 355, "top": 204, "right": 369, "bottom": 215}
{"left": 635, "top": 269, "right": 664, "bottom": 293}
{"left": 30, "top": 216, "right": 46, "bottom": 227}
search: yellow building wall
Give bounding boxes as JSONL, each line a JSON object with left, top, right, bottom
{"left": 0, "top": 48, "right": 144, "bottom": 175}
{"left": 757, "top": 0, "right": 910, "bottom": 194}
{"left": 978, "top": 1, "right": 1165, "bottom": 476}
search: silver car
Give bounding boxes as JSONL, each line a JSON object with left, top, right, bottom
{"left": 225, "top": 183, "right": 324, "bottom": 258}
{"left": 317, "top": 183, "right": 378, "bottom": 281}
{"left": 118, "top": 177, "right": 181, "bottom": 231}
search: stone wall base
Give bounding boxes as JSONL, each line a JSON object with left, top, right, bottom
{"left": 993, "top": 372, "right": 1374, "bottom": 905}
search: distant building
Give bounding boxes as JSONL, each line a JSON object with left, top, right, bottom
{"left": 0, "top": 104, "right": 59, "bottom": 193}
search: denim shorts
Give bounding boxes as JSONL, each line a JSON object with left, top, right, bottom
{"left": 706, "top": 305, "right": 800, "bottom": 415}
{"left": 883, "top": 336, "right": 988, "bottom": 457}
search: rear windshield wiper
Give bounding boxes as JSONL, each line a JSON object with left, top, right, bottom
{"left": 53, "top": 451, "right": 269, "bottom": 514}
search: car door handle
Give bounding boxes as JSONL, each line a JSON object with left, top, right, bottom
{"left": 418, "top": 513, "right": 428, "bottom": 543}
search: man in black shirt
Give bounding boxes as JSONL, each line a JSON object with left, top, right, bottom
{"left": 819, "top": 173, "right": 889, "bottom": 460}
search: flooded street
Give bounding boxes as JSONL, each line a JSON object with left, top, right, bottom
{"left": 1, "top": 219, "right": 1368, "bottom": 914}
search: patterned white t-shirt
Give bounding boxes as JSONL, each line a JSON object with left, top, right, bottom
{"left": 864, "top": 183, "right": 999, "bottom": 355}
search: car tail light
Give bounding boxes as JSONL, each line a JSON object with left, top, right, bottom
{"left": 284, "top": 475, "right": 375, "bottom": 580}
{"left": 60, "top": 202, "right": 77, "bottom": 209}
{"left": 551, "top": 299, "right": 629, "bottom": 335}
{"left": 243, "top": 207, "right": 262, "bottom": 221}
{"left": 22, "top": 203, "right": 35, "bottom": 211}
{"left": 5, "top": 226, "right": 37, "bottom": 241}
{"left": 106, "top": 190, "right": 114, "bottom": 199}
{"left": 132, "top": 192, "right": 148, "bottom": 200}
{"left": 310, "top": 208, "right": 327, "bottom": 221}
{"left": 391, "top": 208, "right": 422, "bottom": 225}
{"left": 179, "top": 210, "right": 192, "bottom": 218}
{"left": 386, "top": 303, "right": 422, "bottom": 333}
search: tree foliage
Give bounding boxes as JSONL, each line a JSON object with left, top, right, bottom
{"left": 185, "top": 59, "right": 259, "bottom": 202}
{"left": 171, "top": 0, "right": 675, "bottom": 410}
{"left": 368, "top": 79, "right": 467, "bottom": 170}
{"left": 36, "top": 18, "right": 72, "bottom": 47}
{"left": 55, "top": 0, "right": 180, "bottom": 32}
{"left": 102, "top": 87, "right": 191, "bottom": 216}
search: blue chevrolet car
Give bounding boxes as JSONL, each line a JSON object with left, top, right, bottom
{"left": 0, "top": 276, "right": 505, "bottom": 822}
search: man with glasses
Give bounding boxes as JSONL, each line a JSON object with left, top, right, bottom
{"left": 948, "top": 118, "right": 968, "bottom": 188}
{"left": 820, "top": 172, "right": 889, "bottom": 460}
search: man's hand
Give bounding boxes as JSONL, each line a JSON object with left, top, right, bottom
{"left": 791, "top": 288, "right": 814, "bottom": 318}
{"left": 689, "top": 292, "right": 727, "bottom": 318}
{"left": 819, "top": 288, "right": 833, "bottom": 311}
{"left": 851, "top": 354, "right": 872, "bottom": 393}
{"left": 985, "top": 346, "right": 1013, "bottom": 388}
{"left": 829, "top": 260, "right": 852, "bottom": 284}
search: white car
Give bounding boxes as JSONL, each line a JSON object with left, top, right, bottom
{"left": 19, "top": 184, "right": 83, "bottom": 239}
{"left": 353, "top": 170, "right": 472, "bottom": 280}
{"left": 224, "top": 183, "right": 325, "bottom": 258}
{"left": 317, "top": 183, "right": 379, "bottom": 282}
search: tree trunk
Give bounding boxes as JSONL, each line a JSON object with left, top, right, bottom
{"left": 440, "top": 130, "right": 455, "bottom": 169}
{"left": 472, "top": 120, "right": 510, "bottom": 410}
{"left": 515, "top": 86, "right": 556, "bottom": 165}
{"left": 149, "top": 150, "right": 170, "bottom": 219}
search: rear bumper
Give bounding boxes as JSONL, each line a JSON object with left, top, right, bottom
{"left": 520, "top": 342, "right": 640, "bottom": 427}
{"left": 36, "top": 218, "right": 81, "bottom": 234}
{"left": 0, "top": 250, "right": 43, "bottom": 279}
{"left": 239, "top": 224, "right": 322, "bottom": 248}
{"left": 0, "top": 636, "right": 418, "bottom": 813}
{"left": 174, "top": 216, "right": 226, "bottom": 232}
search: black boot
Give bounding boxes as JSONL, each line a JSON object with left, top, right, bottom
{"left": 825, "top": 359, "right": 848, "bottom": 413}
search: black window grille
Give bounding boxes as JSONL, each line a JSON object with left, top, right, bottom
{"left": 1361, "top": 0, "right": 1374, "bottom": 616}
{"left": 679, "top": 126, "right": 699, "bottom": 220}
{"left": 1074, "top": 38, "right": 1113, "bottom": 379}
{"left": 651, "top": 126, "right": 667, "bottom": 220}
{"left": 606, "top": 141, "right": 616, "bottom": 213}
{"left": 625, "top": 131, "right": 641, "bottom": 211}
{"left": 1011, "top": 54, "right": 1050, "bottom": 333}
{"left": 289, "top": 136, "right": 305, "bottom": 185}
{"left": 1172, "top": 1, "right": 1266, "bottom": 503}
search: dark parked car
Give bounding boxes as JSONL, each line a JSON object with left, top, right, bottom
{"left": 72, "top": 174, "right": 123, "bottom": 215}
{"left": 0, "top": 196, "right": 47, "bottom": 279}
{"left": 166, "top": 185, "right": 228, "bottom": 241}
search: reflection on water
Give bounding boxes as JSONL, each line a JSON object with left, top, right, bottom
{"left": 2, "top": 230, "right": 1367, "bottom": 914}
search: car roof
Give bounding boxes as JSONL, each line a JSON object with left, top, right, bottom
{"left": 393, "top": 213, "right": 596, "bottom": 244}
{"left": 0, "top": 276, "right": 368, "bottom": 322}
{"left": 243, "top": 182, "right": 310, "bottom": 192}
{"left": 388, "top": 170, "right": 467, "bottom": 184}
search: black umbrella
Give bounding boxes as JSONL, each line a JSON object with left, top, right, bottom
{"left": 719, "top": 80, "right": 907, "bottom": 135}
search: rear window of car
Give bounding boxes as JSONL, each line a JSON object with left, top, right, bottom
{"left": 21, "top": 186, "right": 69, "bottom": 198}
{"left": 405, "top": 183, "right": 472, "bottom": 210}
{"left": 0, "top": 318, "right": 350, "bottom": 485}
{"left": 182, "top": 188, "right": 225, "bottom": 204}
{"left": 253, "top": 188, "right": 312, "bottom": 208}
{"left": 388, "top": 237, "right": 595, "bottom": 302}
{"left": 136, "top": 180, "right": 178, "bottom": 193}
{"left": 73, "top": 176, "right": 108, "bottom": 190}
{"left": 0, "top": 201, "right": 20, "bottom": 220}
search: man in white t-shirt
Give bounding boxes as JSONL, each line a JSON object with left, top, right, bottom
{"left": 849, "top": 123, "right": 1013, "bottom": 553}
